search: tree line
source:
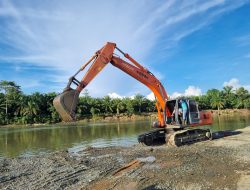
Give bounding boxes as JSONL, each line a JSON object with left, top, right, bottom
{"left": 0, "top": 80, "right": 249, "bottom": 125}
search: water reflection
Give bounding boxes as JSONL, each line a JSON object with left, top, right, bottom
{"left": 0, "top": 114, "right": 250, "bottom": 158}
{"left": 0, "top": 120, "right": 152, "bottom": 158}
{"left": 211, "top": 113, "right": 250, "bottom": 131}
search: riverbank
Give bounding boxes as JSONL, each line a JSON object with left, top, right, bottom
{"left": 210, "top": 108, "right": 250, "bottom": 116}
{"left": 1, "top": 127, "right": 250, "bottom": 190}
{"left": 0, "top": 113, "right": 157, "bottom": 128}
{"left": 1, "top": 109, "right": 250, "bottom": 128}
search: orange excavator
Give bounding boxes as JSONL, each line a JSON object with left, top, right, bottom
{"left": 53, "top": 42, "right": 212, "bottom": 146}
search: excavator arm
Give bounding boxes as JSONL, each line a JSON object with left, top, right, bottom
{"left": 53, "top": 42, "right": 170, "bottom": 126}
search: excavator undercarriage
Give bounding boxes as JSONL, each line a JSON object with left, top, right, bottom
{"left": 138, "top": 128, "right": 212, "bottom": 146}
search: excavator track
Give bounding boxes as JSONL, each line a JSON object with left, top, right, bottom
{"left": 138, "top": 129, "right": 166, "bottom": 146}
{"left": 167, "top": 128, "right": 212, "bottom": 146}
{"left": 138, "top": 128, "right": 212, "bottom": 146}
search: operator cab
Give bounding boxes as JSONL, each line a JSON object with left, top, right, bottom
{"left": 165, "top": 98, "right": 201, "bottom": 127}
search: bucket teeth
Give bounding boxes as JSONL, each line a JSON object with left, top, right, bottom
{"left": 53, "top": 89, "right": 79, "bottom": 122}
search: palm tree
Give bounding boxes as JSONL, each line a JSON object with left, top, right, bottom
{"left": 236, "top": 87, "right": 250, "bottom": 108}
{"left": 210, "top": 92, "right": 224, "bottom": 114}
{"left": 102, "top": 96, "right": 113, "bottom": 114}
{"left": 77, "top": 97, "right": 89, "bottom": 116}
{"left": 123, "top": 97, "right": 134, "bottom": 115}
{"left": 235, "top": 87, "right": 249, "bottom": 109}
{"left": 23, "top": 101, "right": 39, "bottom": 117}
{"left": 133, "top": 94, "right": 146, "bottom": 113}
{"left": 16, "top": 95, "right": 27, "bottom": 116}
{"left": 222, "top": 86, "right": 234, "bottom": 108}
{"left": 222, "top": 86, "right": 233, "bottom": 96}
{"left": 0, "top": 93, "right": 5, "bottom": 111}
{"left": 112, "top": 99, "right": 125, "bottom": 115}
{"left": 90, "top": 107, "right": 100, "bottom": 118}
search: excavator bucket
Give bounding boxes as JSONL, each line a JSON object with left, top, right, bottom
{"left": 53, "top": 89, "right": 80, "bottom": 122}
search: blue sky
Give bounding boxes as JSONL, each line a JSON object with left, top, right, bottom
{"left": 0, "top": 0, "right": 250, "bottom": 99}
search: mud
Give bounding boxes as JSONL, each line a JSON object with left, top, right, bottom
{"left": 1, "top": 127, "right": 250, "bottom": 190}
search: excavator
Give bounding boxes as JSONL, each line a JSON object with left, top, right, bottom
{"left": 53, "top": 42, "right": 212, "bottom": 146}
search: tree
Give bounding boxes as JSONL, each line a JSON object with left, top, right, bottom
{"left": 222, "top": 86, "right": 235, "bottom": 109}
{"left": 102, "top": 96, "right": 113, "bottom": 114}
{"left": 193, "top": 95, "right": 210, "bottom": 110}
{"left": 144, "top": 99, "right": 156, "bottom": 112}
{"left": 243, "top": 98, "right": 250, "bottom": 109}
{"left": 133, "top": 94, "right": 146, "bottom": 113}
{"left": 210, "top": 90, "right": 224, "bottom": 113}
{"left": 0, "top": 81, "right": 21, "bottom": 93}
{"left": 0, "top": 81, "right": 21, "bottom": 124}
{"left": 77, "top": 98, "right": 88, "bottom": 116}
{"left": 0, "top": 93, "right": 6, "bottom": 124}
{"left": 0, "top": 79, "right": 250, "bottom": 126}
{"left": 23, "top": 101, "right": 38, "bottom": 117}
{"left": 90, "top": 107, "right": 100, "bottom": 118}
{"left": 111, "top": 98, "right": 126, "bottom": 115}
{"left": 45, "top": 92, "right": 61, "bottom": 123}
{"left": 235, "top": 87, "right": 249, "bottom": 108}
{"left": 123, "top": 98, "right": 134, "bottom": 115}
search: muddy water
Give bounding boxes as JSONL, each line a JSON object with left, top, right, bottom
{"left": 0, "top": 114, "right": 250, "bottom": 158}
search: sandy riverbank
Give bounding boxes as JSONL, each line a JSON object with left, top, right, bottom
{"left": 1, "top": 127, "right": 250, "bottom": 190}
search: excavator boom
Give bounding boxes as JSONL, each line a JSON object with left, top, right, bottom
{"left": 53, "top": 42, "right": 169, "bottom": 126}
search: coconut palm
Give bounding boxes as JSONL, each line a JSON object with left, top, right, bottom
{"left": 112, "top": 98, "right": 125, "bottom": 115}
{"left": 222, "top": 86, "right": 235, "bottom": 108}
{"left": 210, "top": 92, "right": 224, "bottom": 114}
{"left": 222, "top": 86, "right": 233, "bottom": 96}
{"left": 23, "top": 101, "right": 39, "bottom": 117}
{"left": 133, "top": 94, "right": 146, "bottom": 113}
{"left": 235, "top": 87, "right": 249, "bottom": 109}
{"left": 102, "top": 96, "right": 113, "bottom": 113}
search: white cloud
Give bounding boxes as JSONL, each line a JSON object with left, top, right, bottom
{"left": 129, "top": 95, "right": 135, "bottom": 100}
{"left": 0, "top": 0, "right": 247, "bottom": 96}
{"left": 171, "top": 86, "right": 202, "bottom": 98}
{"left": 171, "top": 92, "right": 183, "bottom": 99}
{"left": 223, "top": 78, "right": 250, "bottom": 91}
{"left": 184, "top": 86, "right": 202, "bottom": 96}
{"left": 108, "top": 92, "right": 123, "bottom": 99}
{"left": 107, "top": 92, "right": 156, "bottom": 101}
{"left": 156, "top": 0, "right": 225, "bottom": 31}
{"left": 107, "top": 93, "right": 138, "bottom": 100}
{"left": 146, "top": 92, "right": 155, "bottom": 101}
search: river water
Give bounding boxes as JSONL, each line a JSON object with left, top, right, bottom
{"left": 0, "top": 113, "right": 250, "bottom": 158}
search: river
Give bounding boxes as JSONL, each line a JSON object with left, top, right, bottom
{"left": 0, "top": 113, "right": 250, "bottom": 158}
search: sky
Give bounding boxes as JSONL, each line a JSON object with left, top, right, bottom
{"left": 0, "top": 0, "right": 250, "bottom": 99}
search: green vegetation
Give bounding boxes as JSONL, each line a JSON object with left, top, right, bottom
{"left": 0, "top": 80, "right": 249, "bottom": 125}
{"left": 192, "top": 87, "right": 250, "bottom": 111}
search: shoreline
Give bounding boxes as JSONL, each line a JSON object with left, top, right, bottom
{"left": 210, "top": 108, "right": 250, "bottom": 115}
{"left": 1, "top": 109, "right": 249, "bottom": 128}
